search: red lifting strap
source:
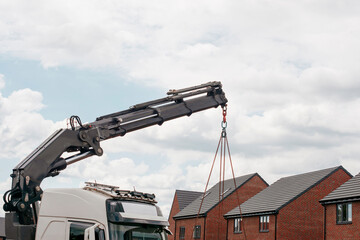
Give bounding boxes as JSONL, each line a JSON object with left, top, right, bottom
{"left": 222, "top": 105, "right": 227, "bottom": 123}
{"left": 196, "top": 104, "right": 247, "bottom": 240}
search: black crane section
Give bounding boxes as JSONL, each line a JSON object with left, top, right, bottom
{"left": 3, "top": 81, "right": 227, "bottom": 228}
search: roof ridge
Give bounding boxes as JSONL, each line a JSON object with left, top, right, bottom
{"left": 276, "top": 166, "right": 341, "bottom": 181}
{"left": 176, "top": 189, "right": 203, "bottom": 193}
{"left": 210, "top": 173, "right": 257, "bottom": 188}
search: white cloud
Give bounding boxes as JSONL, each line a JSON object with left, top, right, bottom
{"left": 0, "top": 1, "right": 359, "bottom": 85}
{"left": 0, "top": 89, "right": 54, "bottom": 159}
{"left": 0, "top": 178, "right": 11, "bottom": 192}
{"left": 0, "top": 74, "right": 4, "bottom": 89}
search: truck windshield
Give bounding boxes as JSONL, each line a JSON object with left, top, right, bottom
{"left": 108, "top": 223, "right": 168, "bottom": 240}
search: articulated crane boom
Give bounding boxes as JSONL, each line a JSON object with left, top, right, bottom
{"left": 3, "top": 81, "right": 227, "bottom": 240}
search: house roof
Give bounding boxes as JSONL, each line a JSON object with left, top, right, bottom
{"left": 225, "top": 166, "right": 349, "bottom": 218}
{"left": 0, "top": 217, "right": 5, "bottom": 237}
{"left": 174, "top": 173, "right": 263, "bottom": 219}
{"left": 175, "top": 190, "right": 203, "bottom": 211}
{"left": 320, "top": 172, "right": 360, "bottom": 204}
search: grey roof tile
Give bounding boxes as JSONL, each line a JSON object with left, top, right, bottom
{"left": 225, "top": 166, "right": 347, "bottom": 217}
{"left": 176, "top": 190, "right": 203, "bottom": 211}
{"left": 174, "top": 173, "right": 260, "bottom": 219}
{"left": 320, "top": 172, "right": 360, "bottom": 203}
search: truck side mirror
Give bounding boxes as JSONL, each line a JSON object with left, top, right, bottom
{"left": 165, "top": 228, "right": 173, "bottom": 236}
{"left": 84, "top": 224, "right": 100, "bottom": 240}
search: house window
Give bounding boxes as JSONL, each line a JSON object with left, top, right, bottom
{"left": 193, "top": 225, "right": 201, "bottom": 239}
{"left": 259, "top": 215, "right": 270, "bottom": 232}
{"left": 179, "top": 226, "right": 185, "bottom": 239}
{"left": 234, "top": 218, "right": 242, "bottom": 233}
{"left": 337, "top": 203, "right": 352, "bottom": 224}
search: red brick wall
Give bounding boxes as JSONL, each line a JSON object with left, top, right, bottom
{"left": 227, "top": 215, "right": 276, "bottom": 240}
{"left": 276, "top": 168, "right": 351, "bottom": 240}
{"left": 325, "top": 201, "right": 360, "bottom": 240}
{"left": 168, "top": 192, "right": 180, "bottom": 240}
{"left": 175, "top": 217, "right": 206, "bottom": 240}
{"left": 174, "top": 174, "right": 268, "bottom": 240}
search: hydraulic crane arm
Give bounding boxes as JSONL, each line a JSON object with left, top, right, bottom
{"left": 3, "top": 81, "right": 227, "bottom": 226}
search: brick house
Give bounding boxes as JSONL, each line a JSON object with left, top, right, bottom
{"left": 168, "top": 190, "right": 202, "bottom": 240}
{"left": 320, "top": 172, "right": 360, "bottom": 240}
{"left": 172, "top": 173, "right": 268, "bottom": 240}
{"left": 224, "top": 166, "right": 352, "bottom": 240}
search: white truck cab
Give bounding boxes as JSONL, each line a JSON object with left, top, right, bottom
{"left": 35, "top": 183, "right": 169, "bottom": 240}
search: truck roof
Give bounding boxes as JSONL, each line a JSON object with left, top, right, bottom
{"left": 39, "top": 187, "right": 168, "bottom": 226}
{"left": 40, "top": 188, "right": 109, "bottom": 223}
{"left": 83, "top": 182, "right": 157, "bottom": 204}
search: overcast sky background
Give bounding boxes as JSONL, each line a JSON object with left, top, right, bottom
{"left": 1, "top": 0, "right": 360, "bottom": 217}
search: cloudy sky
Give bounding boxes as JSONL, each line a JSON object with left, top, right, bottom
{"left": 1, "top": 0, "right": 360, "bottom": 217}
